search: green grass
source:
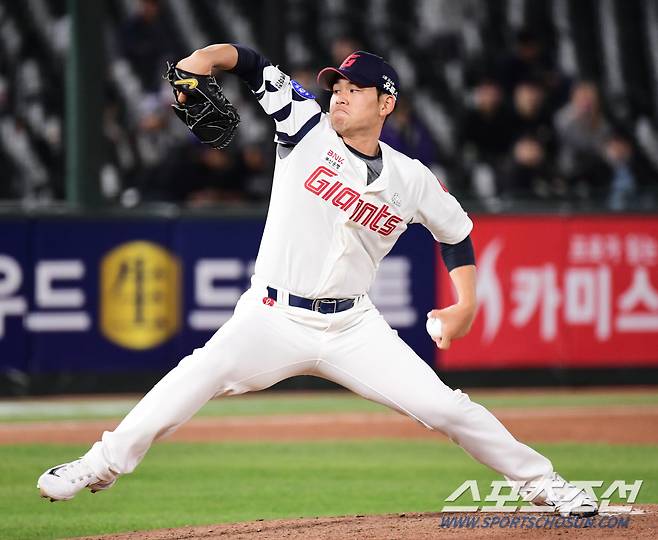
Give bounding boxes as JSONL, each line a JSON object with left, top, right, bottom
{"left": 468, "top": 390, "right": 658, "bottom": 410}
{"left": 1, "top": 389, "right": 657, "bottom": 423}
{"left": 0, "top": 394, "right": 387, "bottom": 423}
{"left": 1, "top": 441, "right": 656, "bottom": 540}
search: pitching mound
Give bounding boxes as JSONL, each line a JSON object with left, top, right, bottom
{"left": 79, "top": 506, "right": 657, "bottom": 539}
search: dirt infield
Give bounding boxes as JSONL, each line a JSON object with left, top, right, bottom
{"left": 3, "top": 405, "right": 658, "bottom": 445}
{"left": 80, "top": 507, "right": 657, "bottom": 540}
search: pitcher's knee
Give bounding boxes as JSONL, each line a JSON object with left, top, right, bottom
{"left": 151, "top": 355, "right": 242, "bottom": 407}
{"left": 414, "top": 388, "right": 474, "bottom": 433}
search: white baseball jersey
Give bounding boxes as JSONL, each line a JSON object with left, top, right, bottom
{"left": 251, "top": 64, "right": 473, "bottom": 299}
{"left": 79, "top": 49, "right": 555, "bottom": 496}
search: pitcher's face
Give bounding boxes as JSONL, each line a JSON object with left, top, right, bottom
{"left": 329, "top": 78, "right": 384, "bottom": 136}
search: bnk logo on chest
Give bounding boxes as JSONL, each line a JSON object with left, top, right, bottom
{"left": 303, "top": 166, "right": 403, "bottom": 236}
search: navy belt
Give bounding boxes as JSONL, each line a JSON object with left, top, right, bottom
{"left": 267, "top": 287, "right": 357, "bottom": 314}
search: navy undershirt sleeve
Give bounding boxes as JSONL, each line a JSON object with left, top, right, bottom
{"left": 226, "top": 44, "right": 271, "bottom": 91}
{"left": 440, "top": 235, "right": 476, "bottom": 272}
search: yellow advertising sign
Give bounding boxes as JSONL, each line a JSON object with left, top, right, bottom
{"left": 100, "top": 241, "right": 180, "bottom": 350}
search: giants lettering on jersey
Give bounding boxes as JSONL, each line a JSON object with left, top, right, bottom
{"left": 304, "top": 166, "right": 403, "bottom": 236}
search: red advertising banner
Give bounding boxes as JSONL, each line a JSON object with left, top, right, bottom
{"left": 438, "top": 215, "right": 658, "bottom": 370}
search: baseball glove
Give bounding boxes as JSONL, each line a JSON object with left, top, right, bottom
{"left": 164, "top": 62, "right": 240, "bottom": 149}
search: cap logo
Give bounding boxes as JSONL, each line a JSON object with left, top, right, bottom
{"left": 382, "top": 75, "right": 397, "bottom": 97}
{"left": 340, "top": 54, "right": 361, "bottom": 68}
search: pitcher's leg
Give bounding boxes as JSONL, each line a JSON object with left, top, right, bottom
{"left": 320, "top": 310, "right": 552, "bottom": 483}
{"left": 85, "top": 296, "right": 318, "bottom": 479}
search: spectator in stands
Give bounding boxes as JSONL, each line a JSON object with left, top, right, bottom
{"left": 458, "top": 77, "right": 514, "bottom": 203}
{"left": 154, "top": 142, "right": 246, "bottom": 206}
{"left": 554, "top": 81, "right": 610, "bottom": 198}
{"left": 185, "top": 147, "right": 246, "bottom": 207}
{"left": 239, "top": 144, "right": 272, "bottom": 201}
{"left": 603, "top": 133, "right": 655, "bottom": 211}
{"left": 380, "top": 96, "right": 439, "bottom": 168}
{"left": 510, "top": 78, "right": 555, "bottom": 157}
{"left": 498, "top": 28, "right": 568, "bottom": 112}
{"left": 131, "top": 93, "right": 179, "bottom": 198}
{"left": 118, "top": 0, "right": 181, "bottom": 92}
{"left": 502, "top": 135, "right": 562, "bottom": 200}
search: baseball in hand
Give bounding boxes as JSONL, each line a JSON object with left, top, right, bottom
{"left": 426, "top": 316, "right": 443, "bottom": 340}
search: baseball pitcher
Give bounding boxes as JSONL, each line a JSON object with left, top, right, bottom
{"left": 38, "top": 44, "right": 596, "bottom": 517}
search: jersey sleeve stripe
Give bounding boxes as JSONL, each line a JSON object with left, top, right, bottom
{"left": 273, "top": 100, "right": 320, "bottom": 133}
{"left": 270, "top": 103, "right": 292, "bottom": 122}
{"left": 270, "top": 97, "right": 319, "bottom": 138}
{"left": 274, "top": 112, "right": 321, "bottom": 145}
{"left": 265, "top": 80, "right": 281, "bottom": 93}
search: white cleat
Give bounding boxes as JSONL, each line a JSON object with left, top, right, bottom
{"left": 522, "top": 472, "right": 598, "bottom": 517}
{"left": 37, "top": 458, "right": 116, "bottom": 502}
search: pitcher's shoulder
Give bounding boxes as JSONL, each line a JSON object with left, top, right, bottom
{"left": 380, "top": 141, "right": 428, "bottom": 177}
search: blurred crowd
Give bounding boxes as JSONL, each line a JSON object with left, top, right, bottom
{"left": 451, "top": 29, "right": 657, "bottom": 211}
{"left": 1, "top": 0, "right": 658, "bottom": 211}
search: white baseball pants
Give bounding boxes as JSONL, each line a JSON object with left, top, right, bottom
{"left": 85, "top": 278, "right": 553, "bottom": 484}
